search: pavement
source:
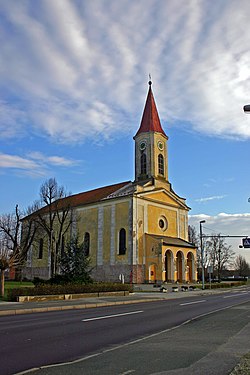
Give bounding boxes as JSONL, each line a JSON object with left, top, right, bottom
{"left": 1, "top": 284, "right": 250, "bottom": 374}
{"left": 23, "top": 301, "right": 250, "bottom": 375}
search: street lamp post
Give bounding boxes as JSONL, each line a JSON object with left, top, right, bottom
{"left": 199, "top": 220, "right": 206, "bottom": 290}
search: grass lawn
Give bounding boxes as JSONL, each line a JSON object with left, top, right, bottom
{"left": 0, "top": 281, "right": 34, "bottom": 301}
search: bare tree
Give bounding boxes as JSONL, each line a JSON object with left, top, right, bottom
{"left": 188, "top": 225, "right": 201, "bottom": 278}
{"left": 188, "top": 225, "right": 199, "bottom": 246}
{"left": 30, "top": 178, "right": 73, "bottom": 278}
{"left": 205, "top": 234, "right": 235, "bottom": 280}
{"left": 234, "top": 255, "right": 250, "bottom": 277}
{"left": 0, "top": 205, "right": 37, "bottom": 297}
{"left": 0, "top": 238, "right": 10, "bottom": 297}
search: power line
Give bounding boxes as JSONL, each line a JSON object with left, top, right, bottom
{"left": 202, "top": 235, "right": 248, "bottom": 238}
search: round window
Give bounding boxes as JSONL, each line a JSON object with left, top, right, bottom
{"left": 158, "top": 216, "right": 168, "bottom": 231}
{"left": 159, "top": 219, "right": 165, "bottom": 228}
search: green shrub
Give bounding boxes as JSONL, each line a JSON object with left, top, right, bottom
{"left": 33, "top": 277, "right": 46, "bottom": 286}
{"left": 204, "top": 281, "right": 246, "bottom": 289}
{"left": 59, "top": 237, "right": 93, "bottom": 284}
{"left": 7, "top": 282, "right": 133, "bottom": 301}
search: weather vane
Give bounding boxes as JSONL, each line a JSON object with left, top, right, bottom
{"left": 148, "top": 73, "right": 152, "bottom": 86}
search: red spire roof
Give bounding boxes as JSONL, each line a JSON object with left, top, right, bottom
{"left": 135, "top": 81, "right": 167, "bottom": 137}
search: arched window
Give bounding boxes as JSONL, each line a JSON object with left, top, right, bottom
{"left": 84, "top": 232, "right": 90, "bottom": 256}
{"left": 140, "top": 153, "right": 147, "bottom": 175}
{"left": 38, "top": 238, "right": 43, "bottom": 259}
{"left": 119, "top": 228, "right": 126, "bottom": 255}
{"left": 158, "top": 154, "right": 164, "bottom": 175}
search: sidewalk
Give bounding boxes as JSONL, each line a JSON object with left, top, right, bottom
{"left": 0, "top": 284, "right": 240, "bottom": 316}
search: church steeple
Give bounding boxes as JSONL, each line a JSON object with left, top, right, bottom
{"left": 135, "top": 80, "right": 167, "bottom": 137}
{"left": 134, "top": 81, "right": 169, "bottom": 182}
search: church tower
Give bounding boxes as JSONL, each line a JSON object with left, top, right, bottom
{"left": 134, "top": 80, "right": 168, "bottom": 182}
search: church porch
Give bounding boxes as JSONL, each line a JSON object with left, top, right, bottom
{"left": 145, "top": 234, "right": 197, "bottom": 284}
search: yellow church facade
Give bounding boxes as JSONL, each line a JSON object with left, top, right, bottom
{"left": 23, "top": 81, "right": 197, "bottom": 284}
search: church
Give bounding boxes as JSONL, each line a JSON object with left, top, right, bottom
{"left": 23, "top": 81, "right": 197, "bottom": 284}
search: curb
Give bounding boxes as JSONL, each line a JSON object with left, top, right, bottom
{"left": 17, "top": 290, "right": 130, "bottom": 302}
{"left": 0, "top": 298, "right": 162, "bottom": 316}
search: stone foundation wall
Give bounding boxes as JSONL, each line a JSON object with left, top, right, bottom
{"left": 22, "top": 264, "right": 146, "bottom": 284}
{"left": 132, "top": 264, "right": 145, "bottom": 283}
{"left": 91, "top": 264, "right": 145, "bottom": 283}
{"left": 91, "top": 264, "right": 133, "bottom": 283}
{"left": 22, "top": 267, "right": 49, "bottom": 280}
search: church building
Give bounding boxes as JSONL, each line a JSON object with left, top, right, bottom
{"left": 23, "top": 81, "right": 197, "bottom": 284}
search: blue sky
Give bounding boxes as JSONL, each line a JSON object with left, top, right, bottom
{"left": 1, "top": 0, "right": 250, "bottom": 262}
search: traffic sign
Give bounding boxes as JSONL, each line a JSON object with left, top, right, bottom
{"left": 242, "top": 238, "right": 250, "bottom": 248}
{"left": 207, "top": 265, "right": 213, "bottom": 274}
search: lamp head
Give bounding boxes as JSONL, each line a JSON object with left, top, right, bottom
{"left": 243, "top": 104, "right": 250, "bottom": 113}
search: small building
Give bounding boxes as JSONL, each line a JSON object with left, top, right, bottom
{"left": 22, "top": 81, "right": 197, "bottom": 284}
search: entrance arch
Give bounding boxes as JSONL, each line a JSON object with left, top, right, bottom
{"left": 164, "top": 250, "right": 173, "bottom": 282}
{"left": 176, "top": 251, "right": 184, "bottom": 282}
{"left": 187, "top": 252, "right": 195, "bottom": 282}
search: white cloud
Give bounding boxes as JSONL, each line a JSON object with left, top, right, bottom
{"left": 28, "top": 152, "right": 79, "bottom": 167}
{"left": 47, "top": 156, "right": 77, "bottom": 167}
{"left": 1, "top": 1, "right": 250, "bottom": 143}
{"left": 195, "top": 195, "right": 227, "bottom": 203}
{"left": 0, "top": 101, "right": 26, "bottom": 139}
{"left": 189, "top": 212, "right": 250, "bottom": 264}
{"left": 0, "top": 152, "right": 79, "bottom": 177}
{"left": 189, "top": 213, "right": 250, "bottom": 233}
{"left": 0, "top": 154, "right": 38, "bottom": 170}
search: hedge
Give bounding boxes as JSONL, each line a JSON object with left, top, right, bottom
{"left": 7, "top": 282, "right": 134, "bottom": 302}
{"left": 203, "top": 281, "right": 246, "bottom": 289}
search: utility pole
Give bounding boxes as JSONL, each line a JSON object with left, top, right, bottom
{"left": 199, "top": 220, "right": 206, "bottom": 290}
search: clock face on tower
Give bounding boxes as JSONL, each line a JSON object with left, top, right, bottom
{"left": 157, "top": 141, "right": 164, "bottom": 151}
{"left": 139, "top": 141, "right": 147, "bottom": 151}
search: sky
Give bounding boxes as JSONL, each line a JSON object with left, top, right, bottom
{"left": 1, "top": 0, "right": 250, "bottom": 264}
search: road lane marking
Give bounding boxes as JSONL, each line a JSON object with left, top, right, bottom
{"left": 224, "top": 293, "right": 247, "bottom": 298}
{"left": 82, "top": 310, "right": 143, "bottom": 322}
{"left": 232, "top": 290, "right": 248, "bottom": 293}
{"left": 180, "top": 300, "right": 206, "bottom": 306}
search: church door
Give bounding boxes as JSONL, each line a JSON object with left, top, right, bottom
{"left": 149, "top": 264, "right": 156, "bottom": 283}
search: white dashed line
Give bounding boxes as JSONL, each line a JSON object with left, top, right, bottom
{"left": 82, "top": 310, "right": 143, "bottom": 322}
{"left": 180, "top": 300, "right": 206, "bottom": 306}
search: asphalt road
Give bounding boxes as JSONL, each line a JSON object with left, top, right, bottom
{"left": 0, "top": 288, "right": 249, "bottom": 375}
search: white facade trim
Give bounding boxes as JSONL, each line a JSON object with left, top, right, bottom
{"left": 132, "top": 196, "right": 138, "bottom": 265}
{"left": 97, "top": 206, "right": 104, "bottom": 266}
{"left": 110, "top": 204, "right": 116, "bottom": 265}
{"left": 128, "top": 199, "right": 133, "bottom": 265}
